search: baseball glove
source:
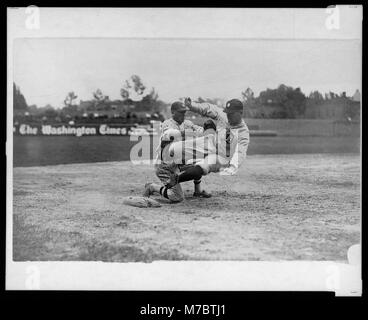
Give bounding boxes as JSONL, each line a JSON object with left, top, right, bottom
{"left": 123, "top": 196, "right": 162, "bottom": 208}
{"left": 203, "top": 119, "right": 217, "bottom": 131}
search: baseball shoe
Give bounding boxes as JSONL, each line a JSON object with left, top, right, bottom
{"left": 193, "top": 190, "right": 212, "bottom": 198}
{"left": 165, "top": 172, "right": 179, "bottom": 189}
{"left": 143, "top": 183, "right": 153, "bottom": 197}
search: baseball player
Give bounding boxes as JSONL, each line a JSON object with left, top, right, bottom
{"left": 143, "top": 101, "right": 211, "bottom": 202}
{"left": 164, "top": 97, "right": 250, "bottom": 188}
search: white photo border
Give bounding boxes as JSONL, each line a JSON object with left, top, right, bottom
{"left": 6, "top": 6, "right": 362, "bottom": 296}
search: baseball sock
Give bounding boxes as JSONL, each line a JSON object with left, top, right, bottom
{"left": 159, "top": 186, "right": 169, "bottom": 199}
{"left": 194, "top": 179, "right": 202, "bottom": 193}
{"left": 178, "top": 165, "right": 204, "bottom": 183}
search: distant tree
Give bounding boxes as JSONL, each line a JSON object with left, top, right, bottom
{"left": 27, "top": 104, "right": 38, "bottom": 114}
{"left": 43, "top": 105, "right": 58, "bottom": 119}
{"left": 241, "top": 87, "right": 255, "bottom": 102}
{"left": 61, "top": 104, "right": 78, "bottom": 117}
{"left": 136, "top": 87, "right": 165, "bottom": 113}
{"left": 13, "top": 83, "right": 28, "bottom": 110}
{"left": 241, "top": 87, "right": 257, "bottom": 117}
{"left": 131, "top": 75, "right": 146, "bottom": 95}
{"left": 309, "top": 90, "right": 324, "bottom": 102}
{"left": 64, "top": 91, "right": 78, "bottom": 107}
{"left": 305, "top": 91, "right": 325, "bottom": 119}
{"left": 120, "top": 76, "right": 166, "bottom": 113}
{"left": 120, "top": 75, "right": 147, "bottom": 102}
{"left": 285, "top": 87, "right": 306, "bottom": 117}
{"left": 146, "top": 87, "right": 159, "bottom": 101}
{"left": 257, "top": 84, "right": 306, "bottom": 118}
{"left": 93, "top": 89, "right": 109, "bottom": 110}
{"left": 344, "top": 101, "right": 360, "bottom": 120}
{"left": 93, "top": 89, "right": 108, "bottom": 103}
{"left": 120, "top": 83, "right": 130, "bottom": 100}
{"left": 329, "top": 91, "right": 337, "bottom": 99}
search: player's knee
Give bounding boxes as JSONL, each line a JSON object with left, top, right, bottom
{"left": 162, "top": 187, "right": 184, "bottom": 203}
{"left": 198, "top": 163, "right": 210, "bottom": 175}
{"left": 170, "top": 196, "right": 184, "bottom": 203}
{"left": 168, "top": 192, "right": 184, "bottom": 203}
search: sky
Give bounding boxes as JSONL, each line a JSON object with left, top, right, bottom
{"left": 13, "top": 38, "right": 361, "bottom": 108}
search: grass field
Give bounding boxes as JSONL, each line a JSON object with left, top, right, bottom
{"left": 13, "top": 135, "right": 360, "bottom": 167}
{"left": 13, "top": 153, "right": 360, "bottom": 262}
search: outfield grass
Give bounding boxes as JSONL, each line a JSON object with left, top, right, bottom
{"left": 13, "top": 135, "right": 360, "bottom": 167}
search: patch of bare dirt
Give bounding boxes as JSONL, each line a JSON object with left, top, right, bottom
{"left": 12, "top": 154, "right": 360, "bottom": 262}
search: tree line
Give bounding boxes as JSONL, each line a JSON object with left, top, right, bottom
{"left": 241, "top": 85, "right": 359, "bottom": 119}
{"left": 13, "top": 75, "right": 167, "bottom": 123}
{"left": 13, "top": 77, "right": 360, "bottom": 121}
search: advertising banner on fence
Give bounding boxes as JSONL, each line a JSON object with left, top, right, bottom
{"left": 13, "top": 124, "right": 159, "bottom": 137}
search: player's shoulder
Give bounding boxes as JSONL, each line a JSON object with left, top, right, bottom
{"left": 162, "top": 118, "right": 174, "bottom": 125}
{"left": 238, "top": 120, "right": 249, "bottom": 132}
{"left": 161, "top": 118, "right": 176, "bottom": 129}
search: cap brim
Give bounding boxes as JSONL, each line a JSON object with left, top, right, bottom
{"left": 179, "top": 107, "right": 190, "bottom": 112}
{"left": 223, "top": 108, "right": 242, "bottom": 114}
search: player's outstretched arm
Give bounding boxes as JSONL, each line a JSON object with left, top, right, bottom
{"left": 183, "top": 120, "right": 204, "bottom": 136}
{"left": 184, "top": 97, "right": 225, "bottom": 122}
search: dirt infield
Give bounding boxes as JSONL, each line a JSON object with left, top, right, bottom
{"left": 13, "top": 153, "right": 360, "bottom": 262}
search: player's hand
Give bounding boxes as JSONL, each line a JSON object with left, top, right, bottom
{"left": 184, "top": 97, "right": 192, "bottom": 109}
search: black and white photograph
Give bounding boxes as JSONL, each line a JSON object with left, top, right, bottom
{"left": 7, "top": 7, "right": 362, "bottom": 295}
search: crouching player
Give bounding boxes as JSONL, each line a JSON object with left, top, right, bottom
{"left": 143, "top": 101, "right": 212, "bottom": 203}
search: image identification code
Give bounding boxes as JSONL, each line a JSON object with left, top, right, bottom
{"left": 139, "top": 304, "right": 225, "bottom": 317}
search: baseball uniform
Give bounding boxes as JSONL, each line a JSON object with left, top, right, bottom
{"left": 163, "top": 101, "right": 250, "bottom": 175}
{"left": 154, "top": 118, "right": 203, "bottom": 202}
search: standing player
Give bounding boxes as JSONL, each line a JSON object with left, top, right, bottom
{"left": 165, "top": 97, "right": 250, "bottom": 188}
{"left": 143, "top": 101, "right": 211, "bottom": 203}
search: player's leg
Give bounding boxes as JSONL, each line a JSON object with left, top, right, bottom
{"left": 196, "top": 154, "right": 221, "bottom": 175}
{"left": 143, "top": 182, "right": 163, "bottom": 197}
{"left": 193, "top": 179, "right": 201, "bottom": 194}
{"left": 166, "top": 165, "right": 212, "bottom": 198}
{"left": 165, "top": 183, "right": 184, "bottom": 203}
{"left": 158, "top": 166, "right": 184, "bottom": 202}
{"left": 166, "top": 154, "right": 220, "bottom": 188}
{"left": 193, "top": 179, "right": 212, "bottom": 198}
{"left": 166, "top": 135, "right": 215, "bottom": 166}
{"left": 179, "top": 162, "right": 212, "bottom": 195}
{"left": 144, "top": 163, "right": 171, "bottom": 197}
{"left": 166, "top": 164, "right": 204, "bottom": 188}
{"left": 179, "top": 164, "right": 211, "bottom": 198}
{"left": 144, "top": 182, "right": 184, "bottom": 202}
{"left": 144, "top": 163, "right": 184, "bottom": 202}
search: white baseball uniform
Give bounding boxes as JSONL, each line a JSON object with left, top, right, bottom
{"left": 161, "top": 102, "right": 250, "bottom": 175}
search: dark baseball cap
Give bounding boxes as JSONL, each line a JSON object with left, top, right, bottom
{"left": 171, "top": 101, "right": 189, "bottom": 113}
{"left": 223, "top": 99, "right": 244, "bottom": 113}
